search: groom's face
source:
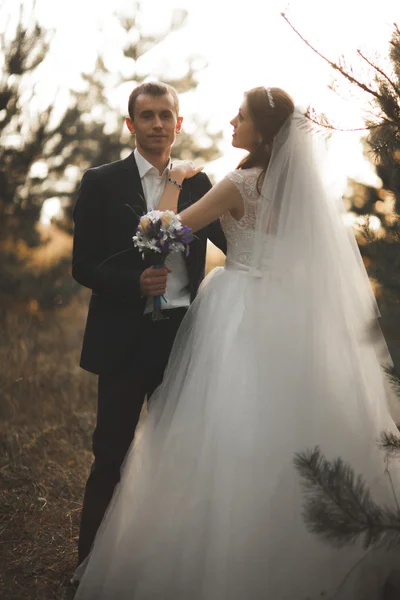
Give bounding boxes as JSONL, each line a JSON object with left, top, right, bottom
{"left": 126, "top": 92, "right": 183, "bottom": 156}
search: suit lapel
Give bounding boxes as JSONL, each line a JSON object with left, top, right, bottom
{"left": 177, "top": 179, "right": 191, "bottom": 212}
{"left": 122, "top": 151, "right": 147, "bottom": 221}
{"left": 123, "top": 152, "right": 192, "bottom": 216}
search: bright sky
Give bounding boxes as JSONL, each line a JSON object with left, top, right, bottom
{"left": 3, "top": 0, "right": 400, "bottom": 221}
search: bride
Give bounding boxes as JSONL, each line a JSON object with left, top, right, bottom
{"left": 74, "top": 87, "right": 400, "bottom": 599}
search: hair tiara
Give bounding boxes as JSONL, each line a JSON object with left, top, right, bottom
{"left": 266, "top": 87, "right": 275, "bottom": 108}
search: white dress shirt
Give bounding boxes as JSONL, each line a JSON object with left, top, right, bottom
{"left": 134, "top": 149, "right": 191, "bottom": 314}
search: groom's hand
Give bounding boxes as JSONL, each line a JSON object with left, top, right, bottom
{"left": 140, "top": 266, "right": 171, "bottom": 297}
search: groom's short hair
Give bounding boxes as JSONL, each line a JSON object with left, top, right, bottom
{"left": 128, "top": 82, "right": 180, "bottom": 120}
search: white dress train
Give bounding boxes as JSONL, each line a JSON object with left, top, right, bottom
{"left": 75, "top": 167, "right": 400, "bottom": 600}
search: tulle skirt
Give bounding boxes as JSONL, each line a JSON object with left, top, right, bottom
{"left": 75, "top": 263, "right": 400, "bottom": 599}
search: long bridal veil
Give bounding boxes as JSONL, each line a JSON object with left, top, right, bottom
{"left": 247, "top": 108, "right": 398, "bottom": 428}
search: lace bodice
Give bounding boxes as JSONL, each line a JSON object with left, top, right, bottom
{"left": 220, "top": 168, "right": 262, "bottom": 268}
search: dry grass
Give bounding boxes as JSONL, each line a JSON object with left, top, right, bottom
{"left": 0, "top": 250, "right": 226, "bottom": 600}
{"left": 0, "top": 295, "right": 97, "bottom": 600}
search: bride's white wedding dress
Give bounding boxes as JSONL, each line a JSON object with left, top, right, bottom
{"left": 75, "top": 158, "right": 400, "bottom": 596}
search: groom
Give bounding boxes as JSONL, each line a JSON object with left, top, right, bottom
{"left": 72, "top": 81, "right": 226, "bottom": 566}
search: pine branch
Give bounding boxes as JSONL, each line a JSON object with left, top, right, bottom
{"left": 384, "top": 365, "right": 400, "bottom": 397}
{"left": 380, "top": 431, "right": 400, "bottom": 458}
{"left": 390, "top": 24, "right": 400, "bottom": 81}
{"left": 357, "top": 49, "right": 400, "bottom": 96}
{"left": 377, "top": 83, "right": 400, "bottom": 122}
{"left": 304, "top": 107, "right": 371, "bottom": 134}
{"left": 282, "top": 14, "right": 400, "bottom": 171}
{"left": 281, "top": 13, "right": 382, "bottom": 100}
{"left": 294, "top": 446, "right": 400, "bottom": 550}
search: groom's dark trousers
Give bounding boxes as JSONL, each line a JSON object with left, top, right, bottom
{"left": 72, "top": 151, "right": 226, "bottom": 565}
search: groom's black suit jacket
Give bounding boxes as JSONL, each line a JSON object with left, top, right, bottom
{"left": 72, "top": 151, "right": 226, "bottom": 375}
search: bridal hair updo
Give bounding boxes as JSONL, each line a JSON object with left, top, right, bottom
{"left": 238, "top": 87, "right": 294, "bottom": 190}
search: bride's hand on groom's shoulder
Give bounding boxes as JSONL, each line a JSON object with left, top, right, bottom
{"left": 170, "top": 161, "right": 204, "bottom": 183}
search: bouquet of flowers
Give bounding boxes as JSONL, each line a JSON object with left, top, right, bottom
{"left": 133, "top": 210, "right": 194, "bottom": 321}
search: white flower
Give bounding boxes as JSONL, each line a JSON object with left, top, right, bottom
{"left": 132, "top": 209, "right": 191, "bottom": 257}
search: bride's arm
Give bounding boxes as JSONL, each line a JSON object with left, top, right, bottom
{"left": 181, "top": 179, "right": 242, "bottom": 232}
{"left": 158, "top": 164, "right": 242, "bottom": 233}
